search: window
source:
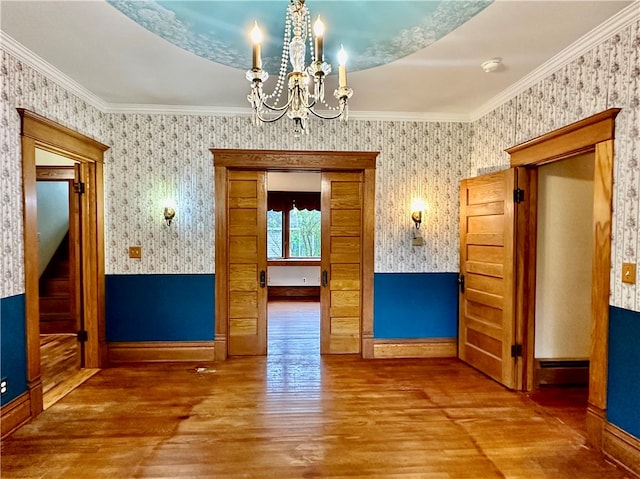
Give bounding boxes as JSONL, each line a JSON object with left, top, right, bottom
{"left": 267, "top": 193, "right": 321, "bottom": 259}
{"left": 289, "top": 207, "right": 321, "bottom": 257}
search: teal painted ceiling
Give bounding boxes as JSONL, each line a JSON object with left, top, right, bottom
{"left": 107, "top": 1, "right": 492, "bottom": 72}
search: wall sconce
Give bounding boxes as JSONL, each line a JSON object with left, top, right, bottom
{"left": 411, "top": 198, "right": 425, "bottom": 229}
{"left": 163, "top": 199, "right": 176, "bottom": 226}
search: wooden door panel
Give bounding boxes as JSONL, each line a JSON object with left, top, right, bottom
{"left": 466, "top": 274, "right": 504, "bottom": 295}
{"left": 229, "top": 264, "right": 258, "bottom": 291}
{"left": 228, "top": 237, "right": 258, "bottom": 263}
{"left": 321, "top": 172, "right": 363, "bottom": 354}
{"left": 459, "top": 169, "right": 517, "bottom": 389}
{"left": 230, "top": 318, "right": 258, "bottom": 335}
{"left": 227, "top": 170, "right": 267, "bottom": 356}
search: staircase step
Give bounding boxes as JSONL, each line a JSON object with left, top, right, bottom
{"left": 52, "top": 261, "right": 69, "bottom": 276}
{"left": 39, "top": 317, "right": 76, "bottom": 335}
{"left": 41, "top": 277, "right": 70, "bottom": 296}
{"left": 40, "top": 296, "right": 71, "bottom": 314}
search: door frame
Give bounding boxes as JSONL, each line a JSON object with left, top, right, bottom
{"left": 506, "top": 108, "right": 620, "bottom": 449}
{"left": 211, "top": 149, "right": 377, "bottom": 360}
{"left": 18, "top": 109, "right": 109, "bottom": 415}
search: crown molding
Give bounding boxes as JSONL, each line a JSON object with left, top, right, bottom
{"left": 104, "top": 104, "right": 471, "bottom": 123}
{"left": 3, "top": 0, "right": 638, "bottom": 125}
{"left": 102, "top": 103, "right": 253, "bottom": 117}
{"left": 347, "top": 110, "right": 471, "bottom": 123}
{"left": 470, "top": 1, "right": 640, "bottom": 121}
{"left": 0, "top": 31, "right": 108, "bottom": 112}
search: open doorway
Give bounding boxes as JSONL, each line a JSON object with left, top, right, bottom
{"left": 528, "top": 152, "right": 595, "bottom": 434}
{"left": 35, "top": 149, "right": 83, "bottom": 404}
{"left": 18, "top": 108, "right": 108, "bottom": 421}
{"left": 266, "top": 172, "right": 321, "bottom": 358}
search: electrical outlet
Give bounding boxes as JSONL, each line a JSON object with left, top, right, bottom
{"left": 129, "top": 246, "right": 142, "bottom": 259}
{"left": 0, "top": 378, "right": 7, "bottom": 396}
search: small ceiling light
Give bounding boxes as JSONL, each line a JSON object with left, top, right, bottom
{"left": 481, "top": 58, "right": 502, "bottom": 73}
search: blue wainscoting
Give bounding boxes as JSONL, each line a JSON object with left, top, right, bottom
{"left": 607, "top": 305, "right": 640, "bottom": 438}
{"left": 106, "top": 274, "right": 215, "bottom": 342}
{"left": 373, "top": 272, "right": 458, "bottom": 339}
{"left": 1, "top": 294, "right": 27, "bottom": 406}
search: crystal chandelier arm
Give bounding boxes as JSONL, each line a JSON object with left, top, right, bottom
{"left": 307, "top": 108, "right": 344, "bottom": 120}
{"left": 255, "top": 107, "right": 290, "bottom": 123}
{"left": 260, "top": 96, "right": 294, "bottom": 113}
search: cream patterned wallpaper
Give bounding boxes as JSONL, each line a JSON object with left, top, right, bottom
{"left": 103, "top": 115, "right": 467, "bottom": 274}
{"left": 1, "top": 51, "right": 106, "bottom": 298}
{"left": 2, "top": 17, "right": 639, "bottom": 311}
{"left": 470, "top": 19, "right": 640, "bottom": 311}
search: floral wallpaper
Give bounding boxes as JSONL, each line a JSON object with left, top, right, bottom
{"left": 1, "top": 17, "right": 639, "bottom": 312}
{"left": 0, "top": 50, "right": 106, "bottom": 299}
{"left": 471, "top": 19, "right": 640, "bottom": 311}
{"left": 103, "top": 114, "right": 466, "bottom": 274}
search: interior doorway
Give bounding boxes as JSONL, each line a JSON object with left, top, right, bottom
{"left": 533, "top": 153, "right": 594, "bottom": 390}
{"left": 527, "top": 152, "right": 596, "bottom": 435}
{"left": 35, "top": 150, "right": 83, "bottom": 403}
{"left": 212, "top": 149, "right": 377, "bottom": 360}
{"left": 19, "top": 109, "right": 108, "bottom": 418}
{"left": 266, "top": 172, "right": 322, "bottom": 357}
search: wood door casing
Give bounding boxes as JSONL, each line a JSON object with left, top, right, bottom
{"left": 321, "top": 172, "right": 363, "bottom": 354}
{"left": 459, "top": 169, "right": 517, "bottom": 389}
{"left": 227, "top": 170, "right": 267, "bottom": 356}
{"left": 212, "top": 149, "right": 377, "bottom": 360}
{"left": 15, "top": 109, "right": 108, "bottom": 429}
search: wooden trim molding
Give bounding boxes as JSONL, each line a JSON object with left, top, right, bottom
{"left": 505, "top": 108, "right": 620, "bottom": 452}
{"left": 18, "top": 109, "right": 109, "bottom": 424}
{"left": 108, "top": 342, "right": 216, "bottom": 363}
{"left": 1, "top": 392, "right": 31, "bottom": 439}
{"left": 507, "top": 108, "right": 620, "bottom": 167}
{"left": 36, "top": 165, "right": 75, "bottom": 180}
{"left": 371, "top": 339, "right": 457, "bottom": 359}
{"left": 18, "top": 109, "right": 109, "bottom": 160}
{"left": 212, "top": 149, "right": 377, "bottom": 170}
{"left": 212, "top": 149, "right": 378, "bottom": 360}
{"left": 603, "top": 422, "right": 640, "bottom": 478}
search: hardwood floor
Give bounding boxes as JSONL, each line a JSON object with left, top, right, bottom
{"left": 2, "top": 303, "right": 631, "bottom": 478}
{"left": 40, "top": 334, "right": 80, "bottom": 395}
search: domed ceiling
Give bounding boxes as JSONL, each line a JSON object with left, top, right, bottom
{"left": 107, "top": 0, "right": 492, "bottom": 72}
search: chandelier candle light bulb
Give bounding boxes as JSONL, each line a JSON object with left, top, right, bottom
{"left": 314, "top": 16, "right": 324, "bottom": 61}
{"left": 338, "top": 45, "right": 347, "bottom": 88}
{"left": 251, "top": 21, "right": 262, "bottom": 70}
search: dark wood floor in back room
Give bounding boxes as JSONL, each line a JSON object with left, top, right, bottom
{"left": 1, "top": 301, "right": 632, "bottom": 478}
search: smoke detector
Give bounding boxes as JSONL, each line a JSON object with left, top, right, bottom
{"left": 481, "top": 58, "right": 502, "bottom": 73}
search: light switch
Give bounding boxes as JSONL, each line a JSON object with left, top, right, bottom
{"left": 129, "top": 246, "right": 142, "bottom": 259}
{"left": 622, "top": 263, "right": 636, "bottom": 284}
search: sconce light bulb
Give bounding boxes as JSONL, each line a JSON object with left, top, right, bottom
{"left": 164, "top": 207, "right": 175, "bottom": 226}
{"left": 412, "top": 210, "right": 422, "bottom": 229}
{"left": 163, "top": 198, "right": 176, "bottom": 226}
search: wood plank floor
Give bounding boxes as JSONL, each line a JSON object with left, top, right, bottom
{"left": 2, "top": 302, "right": 631, "bottom": 478}
{"left": 40, "top": 334, "right": 80, "bottom": 395}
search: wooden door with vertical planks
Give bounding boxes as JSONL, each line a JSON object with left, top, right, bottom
{"left": 459, "top": 169, "right": 517, "bottom": 389}
{"left": 227, "top": 170, "right": 267, "bottom": 356}
{"left": 321, "top": 172, "right": 363, "bottom": 354}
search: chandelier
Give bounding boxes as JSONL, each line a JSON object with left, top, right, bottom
{"left": 246, "top": 0, "right": 353, "bottom": 135}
